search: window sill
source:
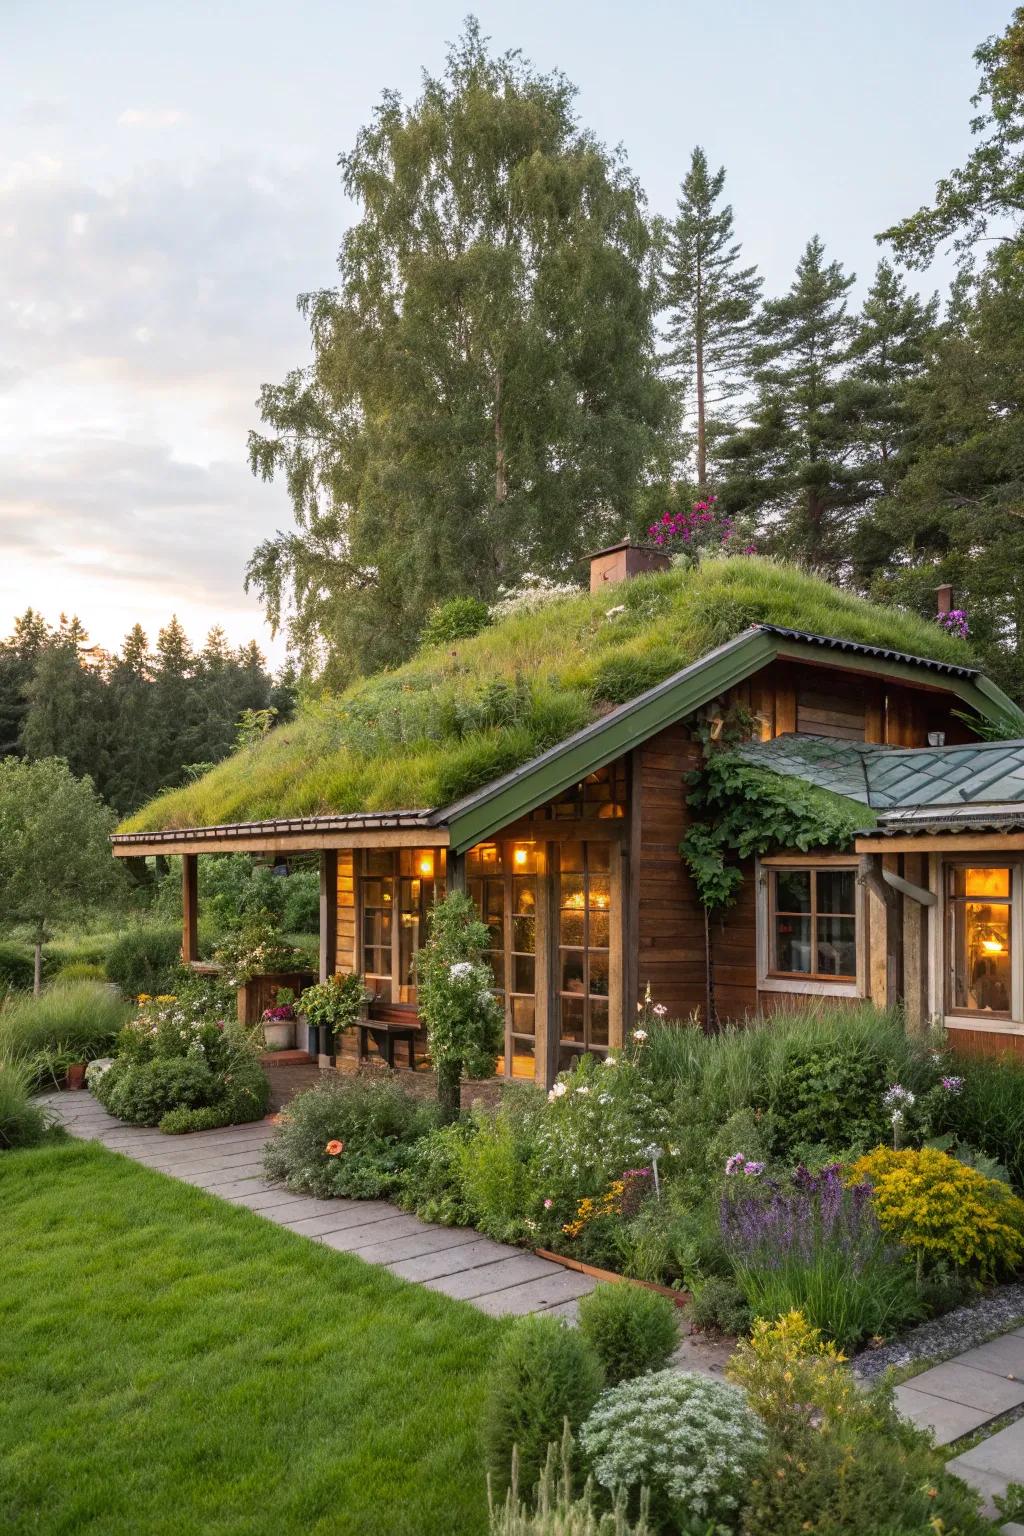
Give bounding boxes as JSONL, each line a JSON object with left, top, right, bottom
{"left": 759, "top": 976, "right": 860, "bottom": 998}
{"left": 944, "top": 1016, "right": 1024, "bottom": 1036}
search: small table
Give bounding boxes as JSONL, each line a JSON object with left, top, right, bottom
{"left": 358, "top": 1019, "right": 418, "bottom": 1070}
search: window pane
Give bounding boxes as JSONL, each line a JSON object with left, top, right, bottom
{"left": 816, "top": 869, "right": 855, "bottom": 915}
{"left": 774, "top": 870, "right": 811, "bottom": 912}
{"left": 590, "top": 1000, "right": 609, "bottom": 1046}
{"left": 559, "top": 841, "right": 585, "bottom": 874}
{"left": 364, "top": 851, "right": 396, "bottom": 877}
{"left": 512, "top": 915, "right": 536, "bottom": 954}
{"left": 510, "top": 1038, "right": 535, "bottom": 1080}
{"left": 589, "top": 951, "right": 610, "bottom": 997}
{"left": 774, "top": 915, "right": 812, "bottom": 973}
{"left": 363, "top": 910, "right": 392, "bottom": 947}
{"left": 560, "top": 874, "right": 586, "bottom": 911}
{"left": 511, "top": 996, "right": 535, "bottom": 1035}
{"left": 560, "top": 951, "right": 586, "bottom": 994}
{"left": 952, "top": 900, "right": 1012, "bottom": 1012}
{"left": 485, "top": 953, "right": 505, "bottom": 991}
{"left": 509, "top": 843, "right": 540, "bottom": 875}
{"left": 362, "top": 880, "right": 392, "bottom": 910}
{"left": 511, "top": 955, "right": 535, "bottom": 994}
{"left": 467, "top": 842, "right": 503, "bottom": 876}
{"left": 366, "top": 975, "right": 391, "bottom": 1004}
{"left": 587, "top": 842, "right": 611, "bottom": 873}
{"left": 513, "top": 878, "right": 537, "bottom": 915}
{"left": 816, "top": 916, "right": 856, "bottom": 977}
{"left": 955, "top": 866, "right": 1012, "bottom": 900}
{"left": 560, "top": 995, "right": 585, "bottom": 1042}
{"left": 560, "top": 909, "right": 585, "bottom": 946}
{"left": 587, "top": 875, "right": 611, "bottom": 911}
{"left": 588, "top": 912, "right": 610, "bottom": 950}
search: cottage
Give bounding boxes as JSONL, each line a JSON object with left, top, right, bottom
{"left": 113, "top": 555, "right": 1024, "bottom": 1082}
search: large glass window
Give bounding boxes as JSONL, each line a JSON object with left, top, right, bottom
{"left": 769, "top": 866, "right": 857, "bottom": 980}
{"left": 359, "top": 849, "right": 444, "bottom": 1005}
{"left": 557, "top": 841, "right": 610, "bottom": 1070}
{"left": 530, "top": 762, "right": 627, "bottom": 822}
{"left": 467, "top": 841, "right": 540, "bottom": 1080}
{"left": 947, "top": 865, "right": 1013, "bottom": 1016}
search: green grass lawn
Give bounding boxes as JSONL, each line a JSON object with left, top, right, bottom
{"left": 0, "top": 1141, "right": 501, "bottom": 1536}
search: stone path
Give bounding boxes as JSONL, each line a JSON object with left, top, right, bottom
{"left": 41, "top": 1089, "right": 598, "bottom": 1319}
{"left": 894, "top": 1330, "right": 1024, "bottom": 1521}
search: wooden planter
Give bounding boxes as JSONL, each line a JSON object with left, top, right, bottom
{"left": 236, "top": 971, "right": 316, "bottom": 1028}
{"left": 534, "top": 1248, "right": 690, "bottom": 1307}
{"left": 64, "top": 1063, "right": 87, "bottom": 1091}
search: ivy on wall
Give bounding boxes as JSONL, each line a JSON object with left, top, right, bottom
{"left": 680, "top": 752, "right": 875, "bottom": 913}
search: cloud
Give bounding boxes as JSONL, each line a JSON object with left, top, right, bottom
{"left": 117, "top": 108, "right": 187, "bottom": 128}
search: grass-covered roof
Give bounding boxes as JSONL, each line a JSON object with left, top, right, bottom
{"left": 121, "top": 557, "right": 977, "bottom": 833}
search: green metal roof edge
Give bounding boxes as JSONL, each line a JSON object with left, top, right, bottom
{"left": 443, "top": 633, "right": 1024, "bottom": 854}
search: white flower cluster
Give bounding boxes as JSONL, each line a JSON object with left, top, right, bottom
{"left": 580, "top": 1370, "right": 765, "bottom": 1529}
{"left": 489, "top": 574, "right": 582, "bottom": 621}
{"left": 448, "top": 961, "right": 474, "bottom": 980}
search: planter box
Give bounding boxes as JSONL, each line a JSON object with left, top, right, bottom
{"left": 235, "top": 971, "right": 315, "bottom": 1028}
{"left": 533, "top": 1248, "right": 690, "bottom": 1307}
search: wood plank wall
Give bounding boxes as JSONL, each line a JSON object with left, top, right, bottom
{"left": 336, "top": 850, "right": 356, "bottom": 974}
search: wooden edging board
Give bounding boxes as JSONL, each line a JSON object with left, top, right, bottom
{"left": 534, "top": 1248, "right": 691, "bottom": 1308}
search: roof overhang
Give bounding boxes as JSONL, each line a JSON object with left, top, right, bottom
{"left": 857, "top": 802, "right": 1024, "bottom": 854}
{"left": 115, "top": 624, "right": 1024, "bottom": 858}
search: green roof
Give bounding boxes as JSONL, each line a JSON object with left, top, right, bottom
{"left": 119, "top": 557, "right": 1009, "bottom": 838}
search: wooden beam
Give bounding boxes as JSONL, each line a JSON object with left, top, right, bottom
{"left": 858, "top": 833, "right": 1024, "bottom": 854}
{"left": 608, "top": 839, "right": 625, "bottom": 1051}
{"left": 113, "top": 827, "right": 451, "bottom": 857}
{"left": 883, "top": 868, "right": 937, "bottom": 906}
{"left": 533, "top": 842, "right": 556, "bottom": 1089}
{"left": 859, "top": 853, "right": 899, "bottom": 1009}
{"left": 320, "top": 850, "right": 338, "bottom": 982}
{"left": 181, "top": 853, "right": 199, "bottom": 965}
{"left": 446, "top": 849, "right": 466, "bottom": 894}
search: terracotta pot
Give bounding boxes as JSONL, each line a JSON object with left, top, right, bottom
{"left": 65, "top": 1063, "right": 87, "bottom": 1091}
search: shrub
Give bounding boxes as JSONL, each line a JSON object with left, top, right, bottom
{"left": 395, "top": 1118, "right": 476, "bottom": 1226}
{"left": 933, "top": 1055, "right": 1024, "bottom": 1192}
{"left": 458, "top": 1087, "right": 546, "bottom": 1243}
{"left": 579, "top": 1369, "right": 765, "bottom": 1532}
{"left": 483, "top": 1315, "right": 605, "bottom": 1501}
{"left": 105, "top": 925, "right": 184, "bottom": 997}
{"left": 721, "top": 1161, "right": 921, "bottom": 1350}
{"left": 0, "top": 1060, "right": 52, "bottom": 1149}
{"left": 851, "top": 1144, "right": 1024, "bottom": 1281}
{"left": 98, "top": 1056, "right": 219, "bottom": 1124}
{"left": 489, "top": 1424, "right": 652, "bottom": 1536}
{"left": 727, "top": 1311, "right": 856, "bottom": 1435}
{"left": 53, "top": 961, "right": 107, "bottom": 984}
{"left": 159, "top": 1057, "right": 271, "bottom": 1132}
{"left": 0, "top": 941, "right": 34, "bottom": 992}
{"left": 0, "top": 981, "right": 130, "bottom": 1083}
{"left": 261, "top": 1075, "right": 438, "bottom": 1199}
{"left": 688, "top": 1276, "right": 751, "bottom": 1338}
{"left": 422, "top": 596, "right": 491, "bottom": 648}
{"left": 768, "top": 1039, "right": 892, "bottom": 1155}
{"left": 281, "top": 869, "right": 320, "bottom": 933}
{"left": 417, "top": 891, "right": 504, "bottom": 1119}
{"left": 576, "top": 1284, "right": 678, "bottom": 1385}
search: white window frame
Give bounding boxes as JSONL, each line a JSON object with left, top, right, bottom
{"left": 755, "top": 856, "right": 864, "bottom": 998}
{"left": 930, "top": 854, "right": 1024, "bottom": 1032}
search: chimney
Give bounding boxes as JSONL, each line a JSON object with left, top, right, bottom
{"left": 936, "top": 583, "right": 954, "bottom": 616}
{"left": 588, "top": 540, "right": 672, "bottom": 593}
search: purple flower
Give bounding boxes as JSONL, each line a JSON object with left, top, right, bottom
{"left": 725, "top": 1152, "right": 746, "bottom": 1176}
{"left": 941, "top": 1075, "right": 964, "bottom": 1094}
{"left": 742, "top": 1161, "right": 765, "bottom": 1177}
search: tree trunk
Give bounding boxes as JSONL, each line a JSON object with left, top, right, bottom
{"left": 33, "top": 938, "right": 43, "bottom": 996}
{"left": 695, "top": 332, "right": 706, "bottom": 490}
{"left": 494, "top": 370, "right": 507, "bottom": 505}
{"left": 436, "top": 1060, "right": 461, "bottom": 1123}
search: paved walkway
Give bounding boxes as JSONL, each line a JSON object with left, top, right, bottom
{"left": 42, "top": 1088, "right": 598, "bottom": 1319}
{"left": 894, "top": 1333, "right": 1024, "bottom": 1520}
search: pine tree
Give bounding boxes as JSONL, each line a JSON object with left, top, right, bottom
{"left": 662, "top": 147, "right": 762, "bottom": 487}
{"left": 721, "top": 236, "right": 862, "bottom": 569}
{"left": 0, "top": 609, "right": 51, "bottom": 757}
{"left": 848, "top": 261, "right": 938, "bottom": 497}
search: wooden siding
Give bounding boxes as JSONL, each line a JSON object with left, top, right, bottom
{"left": 947, "top": 1026, "right": 1024, "bottom": 1063}
{"left": 336, "top": 850, "right": 356, "bottom": 974}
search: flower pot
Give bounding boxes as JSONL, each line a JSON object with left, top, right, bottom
{"left": 65, "top": 1062, "right": 87, "bottom": 1091}
{"left": 262, "top": 1020, "right": 295, "bottom": 1051}
{"left": 296, "top": 1013, "right": 316, "bottom": 1057}
{"left": 317, "top": 1022, "right": 336, "bottom": 1069}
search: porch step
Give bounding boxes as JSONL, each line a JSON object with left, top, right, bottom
{"left": 260, "top": 1049, "right": 314, "bottom": 1067}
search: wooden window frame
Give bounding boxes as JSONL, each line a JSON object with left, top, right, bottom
{"left": 943, "top": 859, "right": 1018, "bottom": 1024}
{"left": 357, "top": 849, "right": 444, "bottom": 1007}
{"left": 756, "top": 856, "right": 861, "bottom": 997}
{"left": 556, "top": 842, "right": 611, "bottom": 1065}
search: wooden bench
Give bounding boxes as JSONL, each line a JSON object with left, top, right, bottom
{"left": 358, "top": 1017, "right": 419, "bottom": 1070}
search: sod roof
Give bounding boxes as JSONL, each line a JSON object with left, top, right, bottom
{"left": 120, "top": 557, "right": 991, "bottom": 836}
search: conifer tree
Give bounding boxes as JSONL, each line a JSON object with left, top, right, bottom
{"left": 721, "top": 236, "right": 862, "bottom": 569}
{"left": 848, "top": 261, "right": 939, "bottom": 497}
{"left": 662, "top": 147, "right": 762, "bottom": 487}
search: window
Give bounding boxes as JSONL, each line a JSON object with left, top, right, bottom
{"left": 946, "top": 865, "right": 1013, "bottom": 1017}
{"left": 467, "top": 840, "right": 541, "bottom": 1080}
{"left": 769, "top": 866, "right": 857, "bottom": 980}
{"left": 359, "top": 849, "right": 444, "bottom": 1005}
{"left": 557, "top": 841, "right": 610, "bottom": 1070}
{"left": 529, "top": 762, "right": 627, "bottom": 822}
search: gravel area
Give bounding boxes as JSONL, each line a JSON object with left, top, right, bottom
{"left": 851, "top": 1284, "right": 1024, "bottom": 1383}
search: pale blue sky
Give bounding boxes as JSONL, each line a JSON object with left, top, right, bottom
{"left": 0, "top": 0, "right": 1008, "bottom": 662}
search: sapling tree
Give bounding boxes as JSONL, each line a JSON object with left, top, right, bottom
{"left": 417, "top": 890, "right": 503, "bottom": 1120}
{"left": 0, "top": 756, "right": 120, "bottom": 992}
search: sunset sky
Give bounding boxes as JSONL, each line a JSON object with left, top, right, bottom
{"left": 1, "top": 0, "right": 1006, "bottom": 669}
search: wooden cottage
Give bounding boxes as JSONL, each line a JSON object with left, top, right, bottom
{"left": 113, "top": 554, "right": 1024, "bottom": 1082}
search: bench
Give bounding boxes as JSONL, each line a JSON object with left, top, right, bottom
{"left": 358, "top": 1017, "right": 418, "bottom": 1070}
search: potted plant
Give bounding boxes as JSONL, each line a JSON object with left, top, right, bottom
{"left": 260, "top": 989, "right": 296, "bottom": 1051}
{"left": 298, "top": 972, "right": 367, "bottom": 1067}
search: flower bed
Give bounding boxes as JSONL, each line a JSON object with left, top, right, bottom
{"left": 260, "top": 998, "right": 1024, "bottom": 1354}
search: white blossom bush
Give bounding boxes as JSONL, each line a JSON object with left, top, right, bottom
{"left": 579, "top": 1370, "right": 764, "bottom": 1534}
{"left": 489, "top": 574, "right": 583, "bottom": 621}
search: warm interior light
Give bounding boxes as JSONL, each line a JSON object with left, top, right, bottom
{"left": 418, "top": 854, "right": 434, "bottom": 877}
{"left": 982, "top": 938, "right": 1006, "bottom": 955}
{"left": 513, "top": 847, "right": 528, "bottom": 867}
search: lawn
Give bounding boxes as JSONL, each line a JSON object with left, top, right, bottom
{"left": 0, "top": 1140, "right": 500, "bottom": 1536}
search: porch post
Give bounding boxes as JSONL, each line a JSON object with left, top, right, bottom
{"left": 320, "top": 850, "right": 338, "bottom": 982}
{"left": 181, "top": 853, "right": 199, "bottom": 964}
{"left": 446, "top": 848, "right": 466, "bottom": 894}
{"left": 859, "top": 853, "right": 900, "bottom": 1010}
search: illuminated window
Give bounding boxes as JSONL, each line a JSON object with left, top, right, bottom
{"left": 947, "top": 865, "right": 1013, "bottom": 1016}
{"left": 530, "top": 762, "right": 627, "bottom": 822}
{"left": 359, "top": 849, "right": 444, "bottom": 1005}
{"left": 467, "top": 841, "right": 540, "bottom": 1080}
{"left": 557, "top": 841, "right": 610, "bottom": 1070}
{"left": 769, "top": 867, "right": 857, "bottom": 980}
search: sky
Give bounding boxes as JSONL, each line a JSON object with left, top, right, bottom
{"left": 0, "top": 0, "right": 1009, "bottom": 669}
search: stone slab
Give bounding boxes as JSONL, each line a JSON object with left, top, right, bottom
{"left": 227, "top": 1189, "right": 315, "bottom": 1214}
{"left": 182, "top": 1175, "right": 277, "bottom": 1198}
{"left": 893, "top": 1385, "right": 995, "bottom": 1447}
{"left": 317, "top": 1214, "right": 431, "bottom": 1252}
{"left": 271, "top": 1201, "right": 397, "bottom": 1236}
{"left": 907, "top": 1361, "right": 1024, "bottom": 1416}
{"left": 944, "top": 1459, "right": 1010, "bottom": 1514}
{"left": 252, "top": 1195, "right": 356, "bottom": 1224}
{"left": 386, "top": 1237, "right": 517, "bottom": 1283}
{"left": 349, "top": 1226, "right": 485, "bottom": 1268}
{"left": 1001, "top": 1523, "right": 1024, "bottom": 1535}
{"left": 955, "top": 1336, "right": 1024, "bottom": 1379}
{"left": 470, "top": 1268, "right": 597, "bottom": 1317}
{"left": 274, "top": 1208, "right": 404, "bottom": 1240}
{"left": 948, "top": 1415, "right": 1024, "bottom": 1478}
{"left": 426, "top": 1253, "right": 564, "bottom": 1301}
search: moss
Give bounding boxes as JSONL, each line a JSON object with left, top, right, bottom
{"left": 121, "top": 557, "right": 976, "bottom": 832}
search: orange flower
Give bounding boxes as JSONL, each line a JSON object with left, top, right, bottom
{"left": 325, "top": 1140, "right": 344, "bottom": 1156}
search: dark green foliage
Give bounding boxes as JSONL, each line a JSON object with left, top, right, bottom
{"left": 421, "top": 597, "right": 491, "bottom": 649}
{"left": 0, "top": 941, "right": 34, "bottom": 992}
{"left": 97, "top": 1057, "right": 217, "bottom": 1124}
{"left": 396, "top": 1119, "right": 477, "bottom": 1226}
{"left": 483, "top": 1315, "right": 604, "bottom": 1499}
{"left": 418, "top": 892, "right": 504, "bottom": 1119}
{"left": 767, "top": 1040, "right": 890, "bottom": 1157}
{"left": 0, "top": 1061, "right": 52, "bottom": 1149}
{"left": 688, "top": 1276, "right": 752, "bottom": 1338}
{"left": 281, "top": 870, "right": 320, "bottom": 933}
{"left": 933, "top": 1054, "right": 1024, "bottom": 1192}
{"left": 105, "top": 926, "right": 187, "bottom": 997}
{"left": 576, "top": 1283, "right": 679, "bottom": 1385}
{"left": 681, "top": 751, "right": 873, "bottom": 913}
{"left": 157, "top": 1058, "right": 272, "bottom": 1133}
{"left": 261, "top": 1075, "right": 439, "bottom": 1199}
